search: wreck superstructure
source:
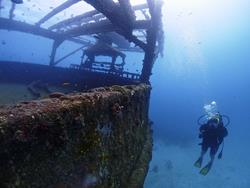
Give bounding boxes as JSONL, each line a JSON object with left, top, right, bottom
{"left": 0, "top": 0, "right": 164, "bottom": 85}
{"left": 0, "top": 0, "right": 163, "bottom": 187}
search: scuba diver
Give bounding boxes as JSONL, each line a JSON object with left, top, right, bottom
{"left": 194, "top": 102, "right": 229, "bottom": 175}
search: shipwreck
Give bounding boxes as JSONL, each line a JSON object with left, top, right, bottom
{"left": 0, "top": 0, "right": 164, "bottom": 187}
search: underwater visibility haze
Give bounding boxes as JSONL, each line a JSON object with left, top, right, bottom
{"left": 146, "top": 0, "right": 250, "bottom": 187}
{"left": 0, "top": 0, "right": 250, "bottom": 187}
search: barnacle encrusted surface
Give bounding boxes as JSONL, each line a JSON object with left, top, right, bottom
{"left": 0, "top": 84, "right": 152, "bottom": 188}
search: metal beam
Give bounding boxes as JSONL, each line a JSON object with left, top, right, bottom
{"left": 48, "top": 3, "right": 148, "bottom": 31}
{"left": 0, "top": 17, "right": 145, "bottom": 52}
{"left": 83, "top": 0, "right": 132, "bottom": 33}
{"left": 63, "top": 19, "right": 151, "bottom": 37}
{"left": 83, "top": 0, "right": 148, "bottom": 50}
{"left": 53, "top": 14, "right": 105, "bottom": 32}
{"left": 50, "top": 40, "right": 63, "bottom": 66}
{"left": 117, "top": 47, "right": 143, "bottom": 53}
{"left": 0, "top": 0, "right": 1, "bottom": 8}
{"left": 53, "top": 45, "right": 87, "bottom": 66}
{"left": 140, "top": 0, "right": 164, "bottom": 83}
{"left": 36, "top": 0, "right": 80, "bottom": 26}
{"left": 0, "top": 17, "right": 60, "bottom": 39}
{"left": 64, "top": 19, "right": 113, "bottom": 36}
{"left": 48, "top": 9, "right": 100, "bottom": 31}
{"left": 9, "top": 3, "right": 15, "bottom": 20}
{"left": 118, "top": 0, "right": 135, "bottom": 26}
{"left": 70, "top": 38, "right": 91, "bottom": 45}
{"left": 0, "top": 18, "right": 89, "bottom": 45}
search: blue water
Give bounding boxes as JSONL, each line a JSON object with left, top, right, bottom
{"left": 145, "top": 1, "right": 250, "bottom": 187}
{"left": 1, "top": 0, "right": 250, "bottom": 187}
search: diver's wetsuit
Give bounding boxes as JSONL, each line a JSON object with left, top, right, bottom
{"left": 199, "top": 123, "right": 228, "bottom": 156}
{"left": 195, "top": 116, "right": 229, "bottom": 175}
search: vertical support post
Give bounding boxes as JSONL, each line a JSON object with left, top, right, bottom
{"left": 140, "top": 39, "right": 156, "bottom": 82}
{"left": 111, "top": 55, "right": 117, "bottom": 71}
{"left": 89, "top": 55, "right": 94, "bottom": 69}
{"left": 50, "top": 39, "right": 63, "bottom": 66}
{"left": 9, "top": 3, "right": 16, "bottom": 20}
{"left": 140, "top": 0, "right": 163, "bottom": 83}
{"left": 0, "top": 0, "right": 2, "bottom": 16}
{"left": 80, "top": 51, "right": 85, "bottom": 65}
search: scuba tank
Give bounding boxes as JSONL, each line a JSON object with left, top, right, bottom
{"left": 203, "top": 101, "right": 219, "bottom": 120}
{"left": 197, "top": 101, "right": 230, "bottom": 127}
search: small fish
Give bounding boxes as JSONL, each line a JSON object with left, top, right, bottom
{"left": 1, "top": 40, "right": 6, "bottom": 45}
{"left": 62, "top": 82, "right": 70, "bottom": 86}
{"left": 11, "top": 0, "right": 23, "bottom": 4}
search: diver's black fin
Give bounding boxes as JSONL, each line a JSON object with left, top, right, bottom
{"left": 194, "top": 157, "right": 202, "bottom": 168}
{"left": 200, "top": 162, "right": 212, "bottom": 176}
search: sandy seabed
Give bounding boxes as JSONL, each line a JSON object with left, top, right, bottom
{"left": 144, "top": 132, "right": 250, "bottom": 188}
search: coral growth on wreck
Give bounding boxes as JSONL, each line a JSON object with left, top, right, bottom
{"left": 0, "top": 84, "right": 152, "bottom": 188}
